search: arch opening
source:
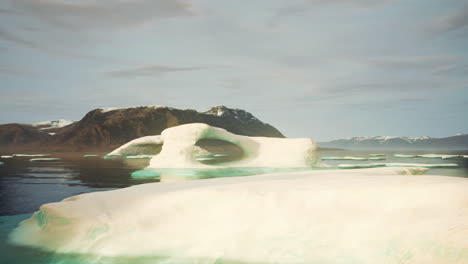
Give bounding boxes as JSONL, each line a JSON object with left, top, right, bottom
{"left": 194, "top": 139, "right": 244, "bottom": 165}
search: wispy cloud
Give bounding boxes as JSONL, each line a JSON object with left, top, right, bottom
{"left": 438, "top": 5, "right": 468, "bottom": 33}
{"left": 274, "top": 0, "right": 395, "bottom": 18}
{"left": 8, "top": 0, "right": 195, "bottom": 31}
{"left": 106, "top": 65, "right": 220, "bottom": 78}
{"left": 0, "top": 28, "right": 41, "bottom": 49}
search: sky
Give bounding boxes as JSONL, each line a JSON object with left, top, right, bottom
{"left": 0, "top": 0, "right": 467, "bottom": 141}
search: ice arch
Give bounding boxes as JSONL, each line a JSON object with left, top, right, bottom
{"left": 108, "top": 123, "right": 319, "bottom": 168}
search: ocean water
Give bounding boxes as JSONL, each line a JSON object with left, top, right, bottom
{"left": 0, "top": 150, "right": 467, "bottom": 264}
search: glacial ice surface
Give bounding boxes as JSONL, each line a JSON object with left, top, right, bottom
{"left": 108, "top": 123, "right": 319, "bottom": 168}
{"left": 9, "top": 167, "right": 468, "bottom": 264}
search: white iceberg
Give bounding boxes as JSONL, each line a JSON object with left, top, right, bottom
{"left": 108, "top": 123, "right": 319, "bottom": 168}
{"left": 338, "top": 163, "right": 386, "bottom": 169}
{"left": 339, "top": 163, "right": 458, "bottom": 169}
{"left": 9, "top": 167, "right": 468, "bottom": 263}
{"left": 83, "top": 155, "right": 99, "bottom": 158}
{"left": 418, "top": 154, "right": 460, "bottom": 159}
{"left": 1, "top": 155, "right": 13, "bottom": 159}
{"left": 393, "top": 154, "right": 417, "bottom": 158}
{"left": 29, "top": 158, "right": 61, "bottom": 162}
{"left": 369, "top": 154, "right": 385, "bottom": 156}
{"left": 384, "top": 162, "right": 459, "bottom": 168}
{"left": 13, "top": 154, "right": 51, "bottom": 157}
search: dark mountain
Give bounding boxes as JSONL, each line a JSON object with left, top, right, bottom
{"left": 319, "top": 134, "right": 468, "bottom": 150}
{"left": 0, "top": 105, "right": 284, "bottom": 152}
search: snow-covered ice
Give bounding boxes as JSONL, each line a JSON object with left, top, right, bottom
{"left": 384, "top": 162, "right": 459, "bottom": 168}
{"left": 33, "top": 120, "right": 74, "bottom": 129}
{"left": 29, "top": 158, "right": 61, "bottom": 162}
{"left": 394, "top": 154, "right": 417, "bottom": 158}
{"left": 338, "top": 163, "right": 386, "bottom": 169}
{"left": 9, "top": 167, "right": 468, "bottom": 263}
{"left": 13, "top": 154, "right": 51, "bottom": 157}
{"left": 1, "top": 155, "right": 13, "bottom": 158}
{"left": 418, "top": 154, "right": 460, "bottom": 159}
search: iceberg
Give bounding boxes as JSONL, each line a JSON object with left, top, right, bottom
{"left": 338, "top": 163, "right": 386, "bottom": 169}
{"left": 393, "top": 154, "right": 417, "bottom": 158}
{"left": 1, "top": 155, "right": 13, "bottom": 158}
{"left": 418, "top": 154, "right": 460, "bottom": 159}
{"left": 13, "top": 154, "right": 51, "bottom": 157}
{"left": 369, "top": 154, "right": 385, "bottom": 156}
{"left": 384, "top": 162, "right": 459, "bottom": 168}
{"left": 9, "top": 167, "right": 468, "bottom": 263}
{"left": 0, "top": 161, "right": 3, "bottom": 166}
{"left": 338, "top": 163, "right": 458, "bottom": 169}
{"left": 108, "top": 123, "right": 319, "bottom": 168}
{"left": 83, "top": 155, "right": 99, "bottom": 157}
{"left": 29, "top": 158, "right": 61, "bottom": 162}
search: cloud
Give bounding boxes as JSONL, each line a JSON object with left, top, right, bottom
{"left": 8, "top": 0, "right": 194, "bottom": 31}
{"left": 106, "top": 65, "right": 218, "bottom": 78}
{"left": 439, "top": 5, "right": 468, "bottom": 32}
{"left": 0, "top": 28, "right": 41, "bottom": 49}
{"left": 366, "top": 55, "right": 457, "bottom": 70}
{"left": 275, "top": 0, "right": 395, "bottom": 18}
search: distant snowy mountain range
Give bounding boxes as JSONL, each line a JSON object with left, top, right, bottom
{"left": 319, "top": 134, "right": 468, "bottom": 150}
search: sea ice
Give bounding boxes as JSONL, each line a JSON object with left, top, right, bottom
{"left": 418, "top": 154, "right": 460, "bottom": 159}
{"left": 338, "top": 163, "right": 385, "bottom": 169}
{"left": 369, "top": 154, "right": 385, "bottom": 156}
{"left": 321, "top": 157, "right": 368, "bottom": 161}
{"left": 108, "top": 124, "right": 319, "bottom": 168}
{"left": 13, "top": 154, "right": 51, "bottom": 157}
{"left": 369, "top": 157, "right": 386, "bottom": 160}
{"left": 393, "top": 154, "right": 417, "bottom": 158}
{"left": 9, "top": 167, "right": 468, "bottom": 264}
{"left": 1, "top": 155, "right": 13, "bottom": 159}
{"left": 384, "top": 162, "right": 459, "bottom": 168}
{"left": 29, "top": 158, "right": 61, "bottom": 162}
{"left": 83, "top": 155, "right": 99, "bottom": 157}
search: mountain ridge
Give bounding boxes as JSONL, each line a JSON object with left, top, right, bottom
{"left": 319, "top": 134, "right": 468, "bottom": 150}
{"left": 0, "top": 105, "right": 284, "bottom": 152}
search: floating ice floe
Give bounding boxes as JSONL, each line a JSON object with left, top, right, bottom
{"left": 29, "top": 158, "right": 61, "bottom": 162}
{"left": 338, "top": 163, "right": 385, "bottom": 169}
{"left": 393, "top": 154, "right": 417, "bottom": 158}
{"left": 1, "top": 155, "right": 13, "bottom": 159}
{"left": 10, "top": 167, "right": 468, "bottom": 263}
{"left": 369, "top": 154, "right": 385, "bottom": 157}
{"left": 83, "top": 155, "right": 99, "bottom": 157}
{"left": 108, "top": 123, "right": 319, "bottom": 168}
{"left": 125, "top": 155, "right": 157, "bottom": 159}
{"left": 103, "top": 154, "right": 123, "bottom": 159}
{"left": 321, "top": 157, "right": 368, "bottom": 161}
{"left": 369, "top": 157, "right": 386, "bottom": 160}
{"left": 418, "top": 154, "right": 460, "bottom": 159}
{"left": 384, "top": 163, "right": 459, "bottom": 168}
{"left": 13, "top": 154, "right": 51, "bottom": 157}
{"left": 338, "top": 163, "right": 458, "bottom": 169}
